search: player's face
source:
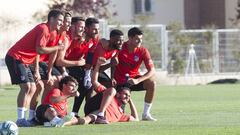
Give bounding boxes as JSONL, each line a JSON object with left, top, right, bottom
{"left": 117, "top": 89, "right": 131, "bottom": 105}
{"left": 130, "top": 34, "right": 143, "bottom": 47}
{"left": 62, "top": 16, "right": 71, "bottom": 31}
{"left": 75, "top": 21, "right": 85, "bottom": 37}
{"left": 111, "top": 35, "right": 124, "bottom": 50}
{"left": 63, "top": 81, "right": 77, "bottom": 94}
{"left": 85, "top": 23, "right": 99, "bottom": 39}
{"left": 51, "top": 14, "right": 64, "bottom": 31}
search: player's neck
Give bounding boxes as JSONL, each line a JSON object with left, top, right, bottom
{"left": 127, "top": 41, "right": 135, "bottom": 52}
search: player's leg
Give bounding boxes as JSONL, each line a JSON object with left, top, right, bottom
{"left": 128, "top": 75, "right": 157, "bottom": 121}
{"left": 68, "top": 66, "right": 85, "bottom": 115}
{"left": 95, "top": 87, "right": 116, "bottom": 124}
{"left": 5, "top": 55, "right": 37, "bottom": 126}
{"left": 142, "top": 75, "right": 156, "bottom": 121}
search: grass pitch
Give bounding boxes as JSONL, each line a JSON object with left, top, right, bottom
{"left": 1, "top": 84, "right": 240, "bottom": 135}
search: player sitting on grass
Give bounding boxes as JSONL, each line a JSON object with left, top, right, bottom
{"left": 34, "top": 76, "right": 96, "bottom": 127}
{"left": 84, "top": 57, "right": 139, "bottom": 124}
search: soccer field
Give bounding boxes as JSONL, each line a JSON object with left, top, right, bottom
{"left": 1, "top": 84, "right": 240, "bottom": 135}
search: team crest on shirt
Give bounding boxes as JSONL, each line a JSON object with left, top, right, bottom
{"left": 60, "top": 105, "right": 65, "bottom": 110}
{"left": 134, "top": 55, "right": 139, "bottom": 62}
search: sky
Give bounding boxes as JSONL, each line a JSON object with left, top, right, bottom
{"left": 0, "top": 0, "right": 47, "bottom": 20}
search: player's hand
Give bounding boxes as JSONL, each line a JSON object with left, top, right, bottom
{"left": 70, "top": 90, "right": 80, "bottom": 97}
{"left": 84, "top": 70, "right": 92, "bottom": 89}
{"left": 77, "top": 55, "right": 86, "bottom": 66}
{"left": 97, "top": 57, "right": 106, "bottom": 65}
{"left": 111, "top": 78, "right": 117, "bottom": 87}
{"left": 47, "top": 74, "right": 54, "bottom": 86}
{"left": 34, "top": 71, "right": 41, "bottom": 84}
{"left": 57, "top": 44, "right": 65, "bottom": 51}
{"left": 110, "top": 57, "right": 119, "bottom": 66}
{"left": 127, "top": 78, "right": 139, "bottom": 85}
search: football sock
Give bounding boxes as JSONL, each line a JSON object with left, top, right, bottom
{"left": 97, "top": 112, "right": 104, "bottom": 117}
{"left": 143, "top": 102, "right": 152, "bottom": 115}
{"left": 28, "top": 109, "right": 35, "bottom": 120}
{"left": 17, "top": 107, "right": 27, "bottom": 120}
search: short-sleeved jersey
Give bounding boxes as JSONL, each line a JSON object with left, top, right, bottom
{"left": 114, "top": 42, "right": 154, "bottom": 84}
{"left": 65, "top": 39, "right": 92, "bottom": 61}
{"left": 88, "top": 37, "right": 99, "bottom": 53}
{"left": 39, "top": 31, "right": 64, "bottom": 62}
{"left": 92, "top": 42, "right": 119, "bottom": 66}
{"left": 7, "top": 23, "right": 57, "bottom": 64}
{"left": 96, "top": 84, "right": 131, "bottom": 123}
{"left": 42, "top": 88, "right": 68, "bottom": 117}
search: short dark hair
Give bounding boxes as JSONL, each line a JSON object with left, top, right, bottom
{"left": 128, "top": 27, "right": 143, "bottom": 38}
{"left": 85, "top": 17, "right": 99, "bottom": 27}
{"left": 64, "top": 11, "right": 72, "bottom": 18}
{"left": 59, "top": 76, "right": 78, "bottom": 91}
{"left": 116, "top": 84, "right": 131, "bottom": 93}
{"left": 47, "top": 9, "right": 64, "bottom": 21}
{"left": 110, "top": 29, "right": 124, "bottom": 38}
{"left": 71, "top": 16, "right": 85, "bottom": 25}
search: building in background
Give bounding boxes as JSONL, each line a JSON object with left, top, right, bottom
{"left": 109, "top": 0, "right": 239, "bottom": 29}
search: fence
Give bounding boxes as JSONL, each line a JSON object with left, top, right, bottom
{"left": 2, "top": 22, "right": 240, "bottom": 75}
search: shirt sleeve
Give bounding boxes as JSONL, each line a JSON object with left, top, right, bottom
{"left": 49, "top": 88, "right": 61, "bottom": 97}
{"left": 35, "top": 25, "right": 50, "bottom": 48}
{"left": 143, "top": 48, "right": 154, "bottom": 70}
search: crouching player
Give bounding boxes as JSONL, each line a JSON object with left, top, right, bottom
{"left": 35, "top": 76, "right": 96, "bottom": 127}
{"left": 84, "top": 57, "right": 139, "bottom": 124}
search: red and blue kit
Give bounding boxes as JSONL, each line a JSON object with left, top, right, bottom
{"left": 7, "top": 23, "right": 57, "bottom": 64}
{"left": 65, "top": 39, "right": 92, "bottom": 61}
{"left": 92, "top": 42, "right": 119, "bottom": 66}
{"left": 42, "top": 88, "right": 68, "bottom": 117}
{"left": 96, "top": 85, "right": 131, "bottom": 122}
{"left": 114, "top": 42, "right": 154, "bottom": 84}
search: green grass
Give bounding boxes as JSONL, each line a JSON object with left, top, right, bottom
{"left": 1, "top": 84, "right": 240, "bottom": 135}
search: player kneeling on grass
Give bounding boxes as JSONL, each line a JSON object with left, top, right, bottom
{"left": 83, "top": 57, "right": 139, "bottom": 124}
{"left": 35, "top": 76, "right": 96, "bottom": 127}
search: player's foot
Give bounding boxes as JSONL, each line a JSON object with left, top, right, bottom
{"left": 89, "top": 114, "right": 97, "bottom": 124}
{"left": 27, "top": 118, "right": 38, "bottom": 126}
{"left": 142, "top": 114, "right": 157, "bottom": 121}
{"left": 95, "top": 116, "right": 109, "bottom": 124}
{"left": 16, "top": 119, "right": 33, "bottom": 127}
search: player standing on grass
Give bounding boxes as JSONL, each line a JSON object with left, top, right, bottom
{"left": 28, "top": 11, "right": 73, "bottom": 122}
{"left": 114, "top": 27, "right": 157, "bottom": 121}
{"left": 5, "top": 9, "right": 64, "bottom": 127}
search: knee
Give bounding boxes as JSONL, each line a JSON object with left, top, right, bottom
{"left": 105, "top": 87, "right": 116, "bottom": 96}
{"left": 144, "top": 78, "right": 156, "bottom": 90}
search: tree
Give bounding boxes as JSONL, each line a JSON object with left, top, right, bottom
{"left": 33, "top": 0, "right": 116, "bottom": 21}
